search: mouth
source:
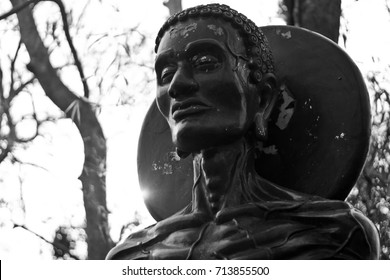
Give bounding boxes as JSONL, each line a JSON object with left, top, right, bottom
{"left": 172, "top": 99, "right": 211, "bottom": 121}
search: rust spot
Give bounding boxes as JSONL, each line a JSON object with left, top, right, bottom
{"left": 276, "top": 29, "right": 292, "bottom": 39}
{"left": 168, "top": 151, "right": 181, "bottom": 162}
{"left": 163, "top": 163, "right": 173, "bottom": 175}
{"left": 170, "top": 23, "right": 197, "bottom": 39}
{"left": 335, "top": 132, "right": 346, "bottom": 140}
{"left": 260, "top": 145, "right": 278, "bottom": 155}
{"left": 207, "top": 24, "right": 224, "bottom": 36}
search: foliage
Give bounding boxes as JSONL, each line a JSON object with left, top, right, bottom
{"left": 347, "top": 68, "right": 390, "bottom": 260}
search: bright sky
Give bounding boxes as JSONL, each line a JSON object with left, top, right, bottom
{"left": 0, "top": 0, "right": 389, "bottom": 259}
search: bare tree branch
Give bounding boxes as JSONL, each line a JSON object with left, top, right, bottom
{"left": 13, "top": 224, "right": 80, "bottom": 259}
{"left": 74, "top": 0, "right": 91, "bottom": 35}
{"left": 17, "top": 164, "right": 26, "bottom": 214}
{"left": 10, "top": 39, "right": 23, "bottom": 99}
{"left": 11, "top": 154, "right": 48, "bottom": 170}
{"left": 10, "top": 0, "right": 79, "bottom": 112}
{"left": 2, "top": 0, "right": 90, "bottom": 98}
{"left": 0, "top": 64, "right": 16, "bottom": 162}
{"left": 0, "top": 65, "right": 11, "bottom": 164}
{"left": 0, "top": 0, "right": 39, "bottom": 21}
{"left": 13, "top": 76, "right": 35, "bottom": 96}
{"left": 50, "top": 0, "right": 90, "bottom": 98}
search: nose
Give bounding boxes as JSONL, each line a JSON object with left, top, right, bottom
{"left": 168, "top": 65, "right": 199, "bottom": 99}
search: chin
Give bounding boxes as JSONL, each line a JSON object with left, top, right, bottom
{"left": 172, "top": 122, "right": 245, "bottom": 153}
{"left": 173, "top": 130, "right": 207, "bottom": 153}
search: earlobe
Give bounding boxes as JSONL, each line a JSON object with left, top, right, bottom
{"left": 254, "top": 112, "right": 268, "bottom": 141}
{"left": 254, "top": 73, "right": 278, "bottom": 141}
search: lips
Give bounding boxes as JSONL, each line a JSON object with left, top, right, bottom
{"left": 172, "top": 99, "right": 211, "bottom": 121}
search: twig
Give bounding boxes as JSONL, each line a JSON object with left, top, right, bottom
{"left": 18, "top": 165, "right": 27, "bottom": 215}
{"left": 74, "top": 0, "right": 91, "bottom": 32}
{"left": 11, "top": 154, "right": 48, "bottom": 171}
{"left": 0, "top": 66, "right": 15, "bottom": 163}
{"left": 7, "top": 38, "right": 35, "bottom": 101}
{"left": 13, "top": 224, "right": 80, "bottom": 260}
{"left": 13, "top": 76, "right": 35, "bottom": 96}
{"left": 10, "top": 39, "right": 23, "bottom": 99}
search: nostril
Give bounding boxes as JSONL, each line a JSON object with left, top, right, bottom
{"left": 191, "top": 81, "right": 200, "bottom": 91}
{"left": 168, "top": 80, "right": 198, "bottom": 99}
{"left": 168, "top": 86, "right": 177, "bottom": 98}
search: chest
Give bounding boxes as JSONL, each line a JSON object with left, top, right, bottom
{"left": 146, "top": 218, "right": 260, "bottom": 259}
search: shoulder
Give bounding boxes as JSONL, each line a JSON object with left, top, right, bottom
{"left": 307, "top": 200, "right": 380, "bottom": 259}
{"left": 347, "top": 208, "right": 380, "bottom": 259}
{"left": 105, "top": 224, "right": 156, "bottom": 260}
{"left": 284, "top": 199, "right": 380, "bottom": 259}
{"left": 106, "top": 210, "right": 208, "bottom": 260}
{"left": 244, "top": 198, "right": 380, "bottom": 259}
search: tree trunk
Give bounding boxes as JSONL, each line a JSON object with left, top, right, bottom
{"left": 163, "top": 0, "right": 182, "bottom": 16}
{"left": 281, "top": 0, "right": 341, "bottom": 43}
{"left": 10, "top": 0, "right": 113, "bottom": 259}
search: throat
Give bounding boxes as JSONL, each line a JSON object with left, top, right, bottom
{"left": 191, "top": 139, "right": 254, "bottom": 216}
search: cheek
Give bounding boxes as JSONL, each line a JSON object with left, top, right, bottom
{"left": 204, "top": 75, "right": 245, "bottom": 112}
{"left": 156, "top": 87, "right": 171, "bottom": 119}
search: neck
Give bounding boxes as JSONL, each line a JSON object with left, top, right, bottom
{"left": 190, "top": 137, "right": 306, "bottom": 218}
{"left": 191, "top": 137, "right": 254, "bottom": 217}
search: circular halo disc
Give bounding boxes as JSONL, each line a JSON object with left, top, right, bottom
{"left": 137, "top": 25, "right": 371, "bottom": 221}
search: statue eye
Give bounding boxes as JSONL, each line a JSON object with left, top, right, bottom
{"left": 191, "top": 54, "right": 221, "bottom": 72}
{"left": 160, "top": 66, "right": 176, "bottom": 84}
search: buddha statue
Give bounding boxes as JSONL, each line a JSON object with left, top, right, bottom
{"left": 106, "top": 4, "right": 380, "bottom": 260}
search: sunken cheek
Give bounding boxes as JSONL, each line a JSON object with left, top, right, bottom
{"left": 203, "top": 78, "right": 242, "bottom": 109}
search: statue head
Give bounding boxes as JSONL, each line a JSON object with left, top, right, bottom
{"left": 154, "top": 4, "right": 278, "bottom": 154}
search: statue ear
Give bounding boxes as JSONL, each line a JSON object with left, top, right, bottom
{"left": 259, "top": 73, "right": 277, "bottom": 119}
{"left": 254, "top": 73, "right": 278, "bottom": 141}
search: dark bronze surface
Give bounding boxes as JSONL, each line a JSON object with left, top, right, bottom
{"left": 108, "top": 4, "right": 379, "bottom": 260}
{"left": 138, "top": 25, "right": 371, "bottom": 221}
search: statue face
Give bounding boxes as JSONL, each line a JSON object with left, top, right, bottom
{"left": 155, "top": 18, "right": 259, "bottom": 153}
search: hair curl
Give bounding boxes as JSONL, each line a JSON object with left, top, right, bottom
{"left": 154, "top": 3, "right": 275, "bottom": 83}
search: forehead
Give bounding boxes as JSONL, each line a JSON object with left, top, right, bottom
{"left": 157, "top": 17, "right": 245, "bottom": 55}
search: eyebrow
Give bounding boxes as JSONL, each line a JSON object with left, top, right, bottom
{"left": 155, "top": 49, "right": 175, "bottom": 71}
{"left": 155, "top": 39, "right": 227, "bottom": 71}
{"left": 185, "top": 38, "right": 227, "bottom": 54}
